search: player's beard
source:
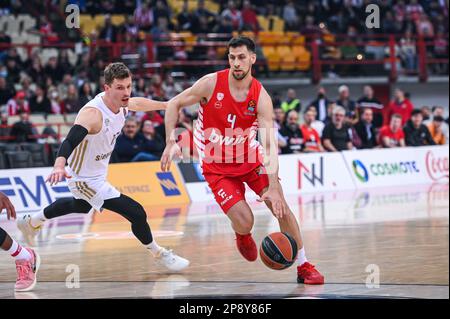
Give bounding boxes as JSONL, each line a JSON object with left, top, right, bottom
{"left": 232, "top": 68, "right": 250, "bottom": 81}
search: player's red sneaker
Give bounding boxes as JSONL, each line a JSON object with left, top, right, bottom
{"left": 235, "top": 233, "right": 257, "bottom": 262}
{"left": 297, "top": 262, "right": 325, "bottom": 285}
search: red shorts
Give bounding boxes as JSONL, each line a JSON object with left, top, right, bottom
{"left": 203, "top": 166, "right": 270, "bottom": 214}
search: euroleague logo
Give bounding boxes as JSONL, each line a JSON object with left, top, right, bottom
{"left": 425, "top": 151, "right": 449, "bottom": 182}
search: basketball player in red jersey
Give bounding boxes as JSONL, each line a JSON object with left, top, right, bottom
{"left": 161, "top": 36, "right": 324, "bottom": 284}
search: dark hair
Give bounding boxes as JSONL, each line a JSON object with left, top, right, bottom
{"left": 433, "top": 115, "right": 444, "bottom": 122}
{"left": 104, "top": 62, "right": 131, "bottom": 85}
{"left": 432, "top": 105, "right": 443, "bottom": 112}
{"left": 411, "top": 109, "right": 422, "bottom": 117}
{"left": 227, "top": 36, "right": 256, "bottom": 53}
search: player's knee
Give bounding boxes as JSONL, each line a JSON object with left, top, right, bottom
{"left": 234, "top": 215, "right": 253, "bottom": 234}
{"left": 130, "top": 202, "right": 147, "bottom": 223}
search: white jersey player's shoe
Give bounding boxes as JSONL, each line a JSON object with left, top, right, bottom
{"left": 155, "top": 248, "right": 190, "bottom": 272}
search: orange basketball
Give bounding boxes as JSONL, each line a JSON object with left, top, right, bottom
{"left": 260, "top": 232, "right": 298, "bottom": 270}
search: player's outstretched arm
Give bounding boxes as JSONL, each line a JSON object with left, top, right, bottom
{"left": 47, "top": 107, "right": 102, "bottom": 186}
{"left": 161, "top": 73, "right": 216, "bottom": 171}
{"left": 256, "top": 88, "right": 287, "bottom": 219}
{"left": 127, "top": 97, "right": 167, "bottom": 112}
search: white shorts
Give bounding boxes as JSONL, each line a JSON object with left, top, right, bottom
{"left": 67, "top": 177, "right": 120, "bottom": 211}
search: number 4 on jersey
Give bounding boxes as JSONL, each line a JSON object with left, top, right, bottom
{"left": 227, "top": 113, "right": 237, "bottom": 129}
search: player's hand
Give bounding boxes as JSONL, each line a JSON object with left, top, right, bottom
{"left": 161, "top": 141, "right": 182, "bottom": 172}
{"left": 258, "top": 186, "right": 287, "bottom": 219}
{"left": 0, "top": 191, "right": 16, "bottom": 220}
{"left": 46, "top": 166, "right": 71, "bottom": 186}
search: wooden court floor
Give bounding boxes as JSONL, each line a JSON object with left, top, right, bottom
{"left": 0, "top": 183, "right": 448, "bottom": 299}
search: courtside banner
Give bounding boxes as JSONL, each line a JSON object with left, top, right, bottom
{"left": 342, "top": 145, "right": 449, "bottom": 188}
{"left": 107, "top": 162, "right": 190, "bottom": 206}
{"left": 0, "top": 167, "right": 72, "bottom": 213}
{"left": 278, "top": 152, "right": 355, "bottom": 194}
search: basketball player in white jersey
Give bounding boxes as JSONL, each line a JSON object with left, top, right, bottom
{"left": 17, "top": 63, "right": 189, "bottom": 272}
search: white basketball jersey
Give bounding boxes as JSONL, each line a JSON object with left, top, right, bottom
{"left": 67, "top": 92, "right": 127, "bottom": 180}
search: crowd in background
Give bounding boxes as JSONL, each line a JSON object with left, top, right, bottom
{"left": 0, "top": 0, "right": 449, "bottom": 165}
{"left": 272, "top": 85, "right": 448, "bottom": 157}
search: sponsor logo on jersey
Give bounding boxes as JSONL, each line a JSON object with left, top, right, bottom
{"left": 217, "top": 92, "right": 224, "bottom": 101}
{"left": 95, "top": 151, "right": 113, "bottom": 161}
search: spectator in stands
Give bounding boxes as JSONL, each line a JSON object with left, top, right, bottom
{"left": 385, "top": 88, "right": 414, "bottom": 126}
{"left": 424, "top": 106, "right": 449, "bottom": 142}
{"left": 58, "top": 74, "right": 74, "bottom": 101}
{"left": 283, "top": 1, "right": 299, "bottom": 31}
{"left": 301, "top": 108, "right": 324, "bottom": 152}
{"left": 134, "top": 77, "right": 147, "bottom": 97}
{"left": 221, "top": 1, "right": 242, "bottom": 31}
{"left": 141, "top": 110, "right": 164, "bottom": 127}
{"left": 114, "top": 117, "right": 162, "bottom": 162}
{"left": 322, "top": 106, "right": 353, "bottom": 152}
{"left": 357, "top": 85, "right": 384, "bottom": 129}
{"left": 49, "top": 89, "right": 64, "bottom": 115}
{"left": 421, "top": 105, "right": 432, "bottom": 121}
{"left": 304, "top": 105, "right": 325, "bottom": 137}
{"left": 427, "top": 115, "right": 447, "bottom": 145}
{"left": 214, "top": 15, "right": 234, "bottom": 34}
{"left": 5, "top": 58, "right": 20, "bottom": 84}
{"left": 400, "top": 30, "right": 417, "bottom": 73}
{"left": 279, "top": 110, "right": 304, "bottom": 154}
{"left": 336, "top": 85, "right": 357, "bottom": 119}
{"left": 0, "top": 76, "right": 15, "bottom": 106}
{"left": 193, "top": 0, "right": 216, "bottom": 27}
{"left": 20, "top": 76, "right": 34, "bottom": 100}
{"left": 44, "top": 56, "right": 64, "bottom": 83}
{"left": 99, "top": 14, "right": 120, "bottom": 42}
{"left": 433, "top": 30, "right": 449, "bottom": 74}
{"left": 403, "top": 109, "right": 436, "bottom": 147}
{"left": 354, "top": 108, "right": 378, "bottom": 149}
{"left": 0, "top": 30, "right": 11, "bottom": 47}
{"left": 58, "top": 50, "right": 74, "bottom": 75}
{"left": 416, "top": 13, "right": 434, "bottom": 38}
{"left": 64, "top": 84, "right": 80, "bottom": 114}
{"left": 138, "top": 120, "right": 165, "bottom": 160}
{"left": 78, "top": 82, "right": 94, "bottom": 109}
{"left": 27, "top": 56, "right": 46, "bottom": 85}
{"left": 379, "top": 114, "right": 406, "bottom": 148}
{"left": 241, "top": 0, "right": 260, "bottom": 32}
{"left": 7, "top": 91, "right": 30, "bottom": 116}
{"left": 162, "top": 74, "right": 182, "bottom": 100}
{"left": 177, "top": 1, "right": 192, "bottom": 31}
{"left": 9, "top": 111, "right": 37, "bottom": 143}
{"left": 150, "top": 74, "right": 165, "bottom": 100}
{"left": 406, "top": 0, "right": 424, "bottom": 22}
{"left": 134, "top": 0, "right": 154, "bottom": 31}
{"left": 0, "top": 113, "right": 9, "bottom": 140}
{"left": 281, "top": 89, "right": 301, "bottom": 113}
{"left": 154, "top": 0, "right": 171, "bottom": 25}
{"left": 274, "top": 106, "right": 286, "bottom": 127}
{"left": 29, "top": 85, "right": 51, "bottom": 114}
{"left": 308, "top": 87, "right": 330, "bottom": 124}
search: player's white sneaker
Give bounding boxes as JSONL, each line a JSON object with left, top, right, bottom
{"left": 155, "top": 248, "right": 190, "bottom": 272}
{"left": 17, "top": 214, "right": 41, "bottom": 247}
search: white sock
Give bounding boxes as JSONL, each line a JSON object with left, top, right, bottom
{"left": 296, "top": 247, "right": 308, "bottom": 266}
{"left": 7, "top": 239, "right": 32, "bottom": 261}
{"left": 146, "top": 241, "right": 163, "bottom": 256}
{"left": 30, "top": 210, "right": 47, "bottom": 228}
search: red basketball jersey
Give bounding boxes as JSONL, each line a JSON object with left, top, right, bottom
{"left": 194, "top": 69, "right": 264, "bottom": 176}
